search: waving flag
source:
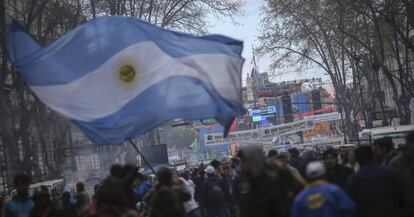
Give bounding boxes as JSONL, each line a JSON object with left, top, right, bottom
{"left": 8, "top": 16, "right": 245, "bottom": 144}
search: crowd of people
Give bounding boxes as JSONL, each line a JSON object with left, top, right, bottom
{"left": 1, "top": 132, "right": 413, "bottom": 217}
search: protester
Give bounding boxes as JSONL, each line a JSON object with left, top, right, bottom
{"left": 192, "top": 164, "right": 205, "bottom": 204}
{"left": 144, "top": 167, "right": 190, "bottom": 217}
{"left": 86, "top": 177, "right": 139, "bottom": 217}
{"left": 58, "top": 192, "right": 78, "bottom": 217}
{"left": 29, "top": 192, "right": 58, "bottom": 217}
{"left": 92, "top": 184, "right": 100, "bottom": 202}
{"left": 51, "top": 189, "right": 61, "bottom": 210}
{"left": 75, "top": 182, "right": 91, "bottom": 216}
{"left": 178, "top": 172, "right": 202, "bottom": 217}
{"left": 291, "top": 161, "right": 355, "bottom": 217}
{"left": 346, "top": 145, "right": 403, "bottom": 217}
{"left": 345, "top": 150, "right": 359, "bottom": 172}
{"left": 267, "top": 153, "right": 304, "bottom": 217}
{"left": 390, "top": 132, "right": 414, "bottom": 217}
{"left": 134, "top": 175, "right": 153, "bottom": 203}
{"left": 288, "top": 148, "right": 301, "bottom": 171}
{"left": 3, "top": 175, "right": 34, "bottom": 217}
{"left": 200, "top": 165, "right": 228, "bottom": 217}
{"left": 237, "top": 145, "right": 287, "bottom": 217}
{"left": 275, "top": 152, "right": 305, "bottom": 184}
{"left": 323, "top": 149, "right": 353, "bottom": 188}
{"left": 373, "top": 137, "right": 397, "bottom": 165}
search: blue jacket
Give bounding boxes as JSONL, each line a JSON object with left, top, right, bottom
{"left": 3, "top": 197, "right": 34, "bottom": 217}
{"left": 292, "top": 183, "right": 355, "bottom": 217}
{"left": 134, "top": 180, "right": 153, "bottom": 201}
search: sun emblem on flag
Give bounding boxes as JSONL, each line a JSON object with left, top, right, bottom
{"left": 114, "top": 57, "right": 139, "bottom": 88}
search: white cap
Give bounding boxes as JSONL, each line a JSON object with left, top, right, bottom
{"left": 306, "top": 161, "right": 326, "bottom": 179}
{"left": 205, "top": 165, "right": 215, "bottom": 174}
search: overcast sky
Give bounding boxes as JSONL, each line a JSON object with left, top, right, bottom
{"left": 207, "top": 0, "right": 330, "bottom": 87}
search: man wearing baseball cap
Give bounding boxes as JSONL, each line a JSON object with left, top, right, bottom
{"left": 291, "top": 161, "right": 355, "bottom": 217}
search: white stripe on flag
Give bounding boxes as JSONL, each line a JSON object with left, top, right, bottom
{"left": 31, "top": 41, "right": 242, "bottom": 121}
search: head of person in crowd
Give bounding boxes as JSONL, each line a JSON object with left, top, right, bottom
{"left": 124, "top": 164, "right": 144, "bottom": 190}
{"left": 238, "top": 145, "right": 266, "bottom": 179}
{"left": 14, "top": 174, "right": 31, "bottom": 198}
{"left": 110, "top": 164, "right": 125, "bottom": 179}
{"left": 210, "top": 159, "right": 222, "bottom": 175}
{"left": 338, "top": 149, "right": 349, "bottom": 165}
{"left": 354, "top": 145, "right": 375, "bottom": 167}
{"left": 267, "top": 149, "right": 278, "bottom": 158}
{"left": 373, "top": 137, "right": 394, "bottom": 163}
{"left": 231, "top": 157, "right": 239, "bottom": 169}
{"left": 204, "top": 165, "right": 216, "bottom": 177}
{"left": 323, "top": 149, "right": 338, "bottom": 169}
{"left": 171, "top": 171, "right": 183, "bottom": 185}
{"left": 95, "top": 176, "right": 130, "bottom": 208}
{"left": 276, "top": 151, "right": 290, "bottom": 167}
{"left": 76, "top": 182, "right": 86, "bottom": 193}
{"left": 289, "top": 148, "right": 300, "bottom": 159}
{"left": 179, "top": 171, "right": 190, "bottom": 181}
{"left": 197, "top": 164, "right": 205, "bottom": 177}
{"left": 305, "top": 161, "right": 327, "bottom": 183}
{"left": 347, "top": 150, "right": 357, "bottom": 165}
{"left": 156, "top": 167, "right": 174, "bottom": 188}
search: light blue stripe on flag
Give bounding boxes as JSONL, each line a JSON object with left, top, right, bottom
{"left": 7, "top": 16, "right": 245, "bottom": 144}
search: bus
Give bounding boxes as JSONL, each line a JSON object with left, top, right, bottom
{"left": 360, "top": 125, "right": 414, "bottom": 147}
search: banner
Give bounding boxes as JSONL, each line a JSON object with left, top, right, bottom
{"left": 304, "top": 112, "right": 341, "bottom": 122}
{"left": 203, "top": 119, "right": 315, "bottom": 146}
{"left": 204, "top": 129, "right": 260, "bottom": 146}
{"left": 260, "top": 119, "right": 315, "bottom": 140}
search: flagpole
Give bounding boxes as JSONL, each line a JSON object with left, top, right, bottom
{"left": 128, "top": 140, "right": 157, "bottom": 175}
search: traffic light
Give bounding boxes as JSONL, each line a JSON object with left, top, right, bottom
{"left": 312, "top": 89, "right": 322, "bottom": 110}
{"left": 281, "top": 95, "right": 293, "bottom": 123}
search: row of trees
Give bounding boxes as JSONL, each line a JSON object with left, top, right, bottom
{"left": 0, "top": 0, "right": 242, "bottom": 186}
{"left": 259, "top": 0, "right": 414, "bottom": 141}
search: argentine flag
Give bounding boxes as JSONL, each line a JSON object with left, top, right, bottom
{"left": 8, "top": 16, "right": 245, "bottom": 144}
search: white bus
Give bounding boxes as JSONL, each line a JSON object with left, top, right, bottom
{"left": 360, "top": 125, "right": 414, "bottom": 147}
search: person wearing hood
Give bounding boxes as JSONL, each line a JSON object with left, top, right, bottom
{"left": 237, "top": 145, "right": 287, "bottom": 217}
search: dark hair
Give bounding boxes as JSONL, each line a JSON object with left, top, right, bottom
{"left": 156, "top": 167, "right": 173, "bottom": 188}
{"left": 267, "top": 150, "right": 278, "bottom": 158}
{"left": 373, "top": 137, "right": 394, "bottom": 153}
{"left": 289, "top": 148, "right": 300, "bottom": 158}
{"left": 355, "top": 146, "right": 375, "bottom": 166}
{"left": 210, "top": 160, "right": 221, "bottom": 169}
{"left": 76, "top": 182, "right": 85, "bottom": 192}
{"left": 323, "top": 149, "right": 337, "bottom": 160}
{"left": 110, "top": 164, "right": 125, "bottom": 179}
{"left": 179, "top": 172, "right": 190, "bottom": 181}
{"left": 14, "top": 174, "right": 31, "bottom": 186}
{"left": 96, "top": 177, "right": 129, "bottom": 206}
{"left": 406, "top": 132, "right": 414, "bottom": 144}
